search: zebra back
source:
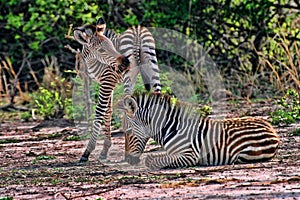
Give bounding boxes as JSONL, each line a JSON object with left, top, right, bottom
{"left": 103, "top": 29, "right": 120, "bottom": 50}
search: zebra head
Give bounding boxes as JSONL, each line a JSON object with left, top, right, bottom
{"left": 120, "top": 95, "right": 151, "bottom": 165}
{"left": 73, "top": 22, "right": 130, "bottom": 74}
{"left": 124, "top": 129, "right": 149, "bottom": 165}
{"left": 73, "top": 22, "right": 108, "bottom": 51}
{"left": 121, "top": 95, "right": 151, "bottom": 138}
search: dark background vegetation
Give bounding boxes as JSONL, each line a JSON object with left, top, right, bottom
{"left": 0, "top": 0, "right": 299, "bottom": 121}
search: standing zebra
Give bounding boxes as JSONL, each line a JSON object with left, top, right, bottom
{"left": 73, "top": 18, "right": 161, "bottom": 162}
{"left": 74, "top": 23, "right": 130, "bottom": 162}
{"left": 120, "top": 93, "right": 279, "bottom": 169}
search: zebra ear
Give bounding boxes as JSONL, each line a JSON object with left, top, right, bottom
{"left": 73, "top": 25, "right": 95, "bottom": 45}
{"left": 97, "top": 17, "right": 106, "bottom": 25}
{"left": 123, "top": 96, "right": 138, "bottom": 117}
{"left": 74, "top": 29, "right": 89, "bottom": 45}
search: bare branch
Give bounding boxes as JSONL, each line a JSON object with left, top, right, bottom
{"left": 65, "top": 24, "right": 74, "bottom": 40}
{"left": 64, "top": 44, "right": 80, "bottom": 54}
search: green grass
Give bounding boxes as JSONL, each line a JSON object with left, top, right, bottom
{"left": 0, "top": 197, "right": 13, "bottom": 200}
{"left": 289, "top": 128, "right": 300, "bottom": 136}
{"left": 31, "top": 155, "right": 56, "bottom": 164}
{"left": 0, "top": 138, "right": 20, "bottom": 144}
{"left": 34, "top": 155, "right": 56, "bottom": 160}
{"left": 63, "top": 135, "right": 82, "bottom": 141}
{"left": 149, "top": 140, "right": 158, "bottom": 145}
{"left": 0, "top": 133, "right": 62, "bottom": 145}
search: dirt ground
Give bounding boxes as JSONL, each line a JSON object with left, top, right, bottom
{"left": 1, "top": 100, "right": 300, "bottom": 200}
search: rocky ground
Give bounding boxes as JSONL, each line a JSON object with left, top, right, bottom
{"left": 1, "top": 100, "right": 300, "bottom": 199}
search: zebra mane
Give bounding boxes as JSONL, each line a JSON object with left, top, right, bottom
{"left": 132, "top": 92, "right": 200, "bottom": 118}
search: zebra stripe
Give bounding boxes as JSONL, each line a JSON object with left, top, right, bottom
{"left": 121, "top": 93, "right": 279, "bottom": 169}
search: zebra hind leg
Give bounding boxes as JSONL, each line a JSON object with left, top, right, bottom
{"left": 145, "top": 151, "right": 197, "bottom": 170}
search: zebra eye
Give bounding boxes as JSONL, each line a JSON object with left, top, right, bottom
{"left": 97, "top": 27, "right": 103, "bottom": 32}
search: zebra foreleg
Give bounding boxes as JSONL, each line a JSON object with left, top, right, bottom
{"left": 80, "top": 118, "right": 104, "bottom": 162}
{"left": 145, "top": 150, "right": 198, "bottom": 169}
{"left": 80, "top": 89, "right": 114, "bottom": 162}
{"left": 98, "top": 92, "right": 113, "bottom": 160}
{"left": 80, "top": 118, "right": 112, "bottom": 162}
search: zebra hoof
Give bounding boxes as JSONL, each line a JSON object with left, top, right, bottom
{"left": 125, "top": 154, "right": 140, "bottom": 165}
{"left": 79, "top": 157, "right": 88, "bottom": 163}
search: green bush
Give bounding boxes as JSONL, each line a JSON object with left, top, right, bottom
{"left": 2, "top": 0, "right": 300, "bottom": 119}
{"left": 198, "top": 105, "right": 212, "bottom": 117}
{"left": 271, "top": 88, "right": 300, "bottom": 125}
{"left": 2, "top": 0, "right": 99, "bottom": 52}
{"left": 33, "top": 87, "right": 63, "bottom": 119}
{"left": 32, "top": 87, "right": 72, "bottom": 119}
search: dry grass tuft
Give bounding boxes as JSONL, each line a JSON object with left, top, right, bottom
{"left": 257, "top": 24, "right": 300, "bottom": 94}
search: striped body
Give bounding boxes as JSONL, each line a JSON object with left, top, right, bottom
{"left": 74, "top": 22, "right": 161, "bottom": 162}
{"left": 121, "top": 94, "right": 279, "bottom": 169}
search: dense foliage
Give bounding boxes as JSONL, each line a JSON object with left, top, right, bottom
{"left": 0, "top": 0, "right": 299, "bottom": 119}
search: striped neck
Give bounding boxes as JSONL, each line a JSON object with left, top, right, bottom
{"left": 134, "top": 94, "right": 202, "bottom": 145}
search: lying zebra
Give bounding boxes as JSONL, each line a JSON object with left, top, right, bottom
{"left": 119, "top": 93, "right": 279, "bottom": 169}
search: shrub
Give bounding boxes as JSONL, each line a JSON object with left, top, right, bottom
{"left": 270, "top": 88, "right": 300, "bottom": 125}
{"left": 33, "top": 87, "right": 64, "bottom": 119}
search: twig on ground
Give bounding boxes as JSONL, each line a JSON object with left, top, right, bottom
{"left": 68, "top": 185, "right": 120, "bottom": 200}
